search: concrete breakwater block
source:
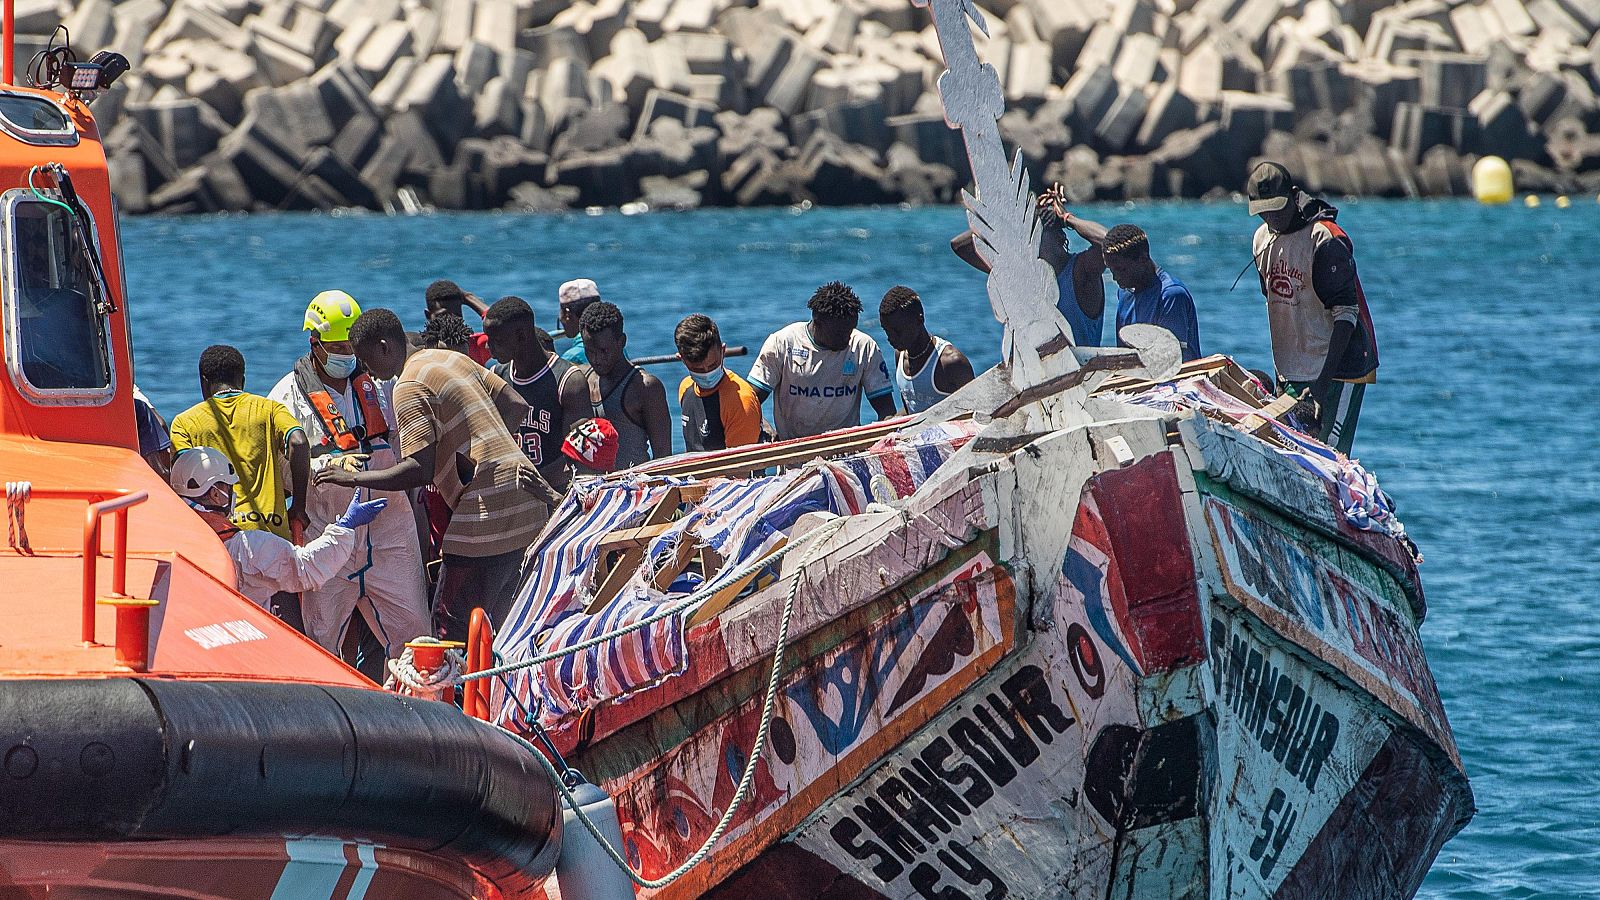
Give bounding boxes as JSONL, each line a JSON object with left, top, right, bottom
{"left": 55, "top": 0, "right": 1600, "bottom": 212}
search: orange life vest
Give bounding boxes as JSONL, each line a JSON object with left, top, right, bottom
{"left": 292, "top": 355, "right": 391, "bottom": 456}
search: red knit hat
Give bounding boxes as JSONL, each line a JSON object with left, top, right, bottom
{"left": 562, "top": 417, "right": 620, "bottom": 472}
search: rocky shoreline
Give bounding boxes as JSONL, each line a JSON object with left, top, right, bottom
{"left": 28, "top": 0, "right": 1600, "bottom": 213}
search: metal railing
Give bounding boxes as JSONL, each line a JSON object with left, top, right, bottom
{"left": 4, "top": 484, "right": 150, "bottom": 644}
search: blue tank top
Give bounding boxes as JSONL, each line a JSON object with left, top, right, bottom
{"left": 894, "top": 336, "right": 954, "bottom": 413}
{"left": 1054, "top": 252, "right": 1104, "bottom": 347}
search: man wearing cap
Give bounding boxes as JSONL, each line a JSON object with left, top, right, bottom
{"left": 1247, "top": 161, "right": 1379, "bottom": 454}
{"left": 1100, "top": 224, "right": 1203, "bottom": 362}
{"left": 556, "top": 278, "right": 602, "bottom": 364}
{"left": 269, "top": 291, "right": 431, "bottom": 668}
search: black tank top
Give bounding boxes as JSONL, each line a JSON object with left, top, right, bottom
{"left": 492, "top": 355, "right": 573, "bottom": 468}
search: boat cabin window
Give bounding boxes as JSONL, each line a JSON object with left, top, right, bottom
{"left": 0, "top": 94, "right": 77, "bottom": 146}
{"left": 4, "top": 196, "right": 112, "bottom": 401}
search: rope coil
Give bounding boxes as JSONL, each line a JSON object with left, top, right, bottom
{"left": 385, "top": 643, "right": 464, "bottom": 701}
{"left": 6, "top": 481, "right": 32, "bottom": 554}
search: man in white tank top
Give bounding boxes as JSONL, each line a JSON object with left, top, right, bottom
{"left": 879, "top": 286, "right": 974, "bottom": 414}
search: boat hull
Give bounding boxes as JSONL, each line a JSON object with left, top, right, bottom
{"left": 534, "top": 412, "right": 1469, "bottom": 899}
{"left": 0, "top": 678, "right": 564, "bottom": 898}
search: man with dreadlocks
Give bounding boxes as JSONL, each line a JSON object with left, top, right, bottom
{"left": 1247, "top": 161, "right": 1378, "bottom": 455}
{"left": 748, "top": 281, "right": 896, "bottom": 440}
{"left": 1101, "top": 223, "right": 1203, "bottom": 362}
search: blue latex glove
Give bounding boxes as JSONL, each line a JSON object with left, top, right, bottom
{"left": 334, "top": 488, "right": 388, "bottom": 529}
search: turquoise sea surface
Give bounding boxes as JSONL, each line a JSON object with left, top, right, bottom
{"left": 126, "top": 199, "right": 1599, "bottom": 897}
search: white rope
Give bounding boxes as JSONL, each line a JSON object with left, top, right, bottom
{"left": 495, "top": 518, "right": 845, "bottom": 889}
{"left": 385, "top": 643, "right": 465, "bottom": 701}
{"left": 6, "top": 481, "right": 31, "bottom": 554}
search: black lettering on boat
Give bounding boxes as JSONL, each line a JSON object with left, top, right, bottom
{"left": 950, "top": 718, "right": 1017, "bottom": 788}
{"left": 854, "top": 795, "right": 925, "bottom": 862}
{"left": 901, "top": 757, "right": 972, "bottom": 825}
{"left": 920, "top": 736, "right": 993, "bottom": 808}
{"left": 826, "top": 666, "right": 1074, "bottom": 892}
{"left": 877, "top": 775, "right": 952, "bottom": 843}
{"left": 1209, "top": 617, "right": 1341, "bottom": 794}
{"left": 830, "top": 817, "right": 902, "bottom": 881}
{"left": 936, "top": 842, "right": 1009, "bottom": 899}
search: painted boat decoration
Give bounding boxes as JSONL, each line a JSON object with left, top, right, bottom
{"left": 483, "top": 0, "right": 1474, "bottom": 896}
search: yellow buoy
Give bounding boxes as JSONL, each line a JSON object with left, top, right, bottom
{"left": 1472, "top": 155, "right": 1514, "bottom": 204}
{"left": 1524, "top": 194, "right": 1541, "bottom": 208}
{"left": 1556, "top": 195, "right": 1571, "bottom": 208}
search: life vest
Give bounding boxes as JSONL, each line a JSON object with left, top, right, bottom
{"left": 195, "top": 508, "right": 239, "bottom": 542}
{"left": 292, "top": 355, "right": 391, "bottom": 456}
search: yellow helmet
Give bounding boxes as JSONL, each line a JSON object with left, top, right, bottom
{"left": 303, "top": 290, "right": 362, "bottom": 342}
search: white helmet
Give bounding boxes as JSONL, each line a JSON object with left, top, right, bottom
{"left": 169, "top": 447, "right": 239, "bottom": 499}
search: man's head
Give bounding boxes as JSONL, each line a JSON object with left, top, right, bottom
{"left": 807, "top": 281, "right": 862, "bottom": 352}
{"left": 1102, "top": 224, "right": 1156, "bottom": 291}
{"left": 198, "top": 344, "right": 245, "bottom": 396}
{"left": 557, "top": 278, "right": 601, "bottom": 338}
{"left": 1247, "top": 161, "right": 1303, "bottom": 234}
{"left": 303, "top": 290, "right": 361, "bottom": 379}
{"left": 348, "top": 307, "right": 410, "bottom": 380}
{"left": 424, "top": 279, "right": 468, "bottom": 322}
{"left": 169, "top": 447, "right": 239, "bottom": 513}
{"left": 483, "top": 295, "right": 539, "bottom": 364}
{"left": 580, "top": 301, "right": 626, "bottom": 375}
{"left": 878, "top": 285, "right": 927, "bottom": 353}
{"left": 675, "top": 314, "right": 725, "bottom": 387}
{"left": 422, "top": 313, "right": 473, "bottom": 354}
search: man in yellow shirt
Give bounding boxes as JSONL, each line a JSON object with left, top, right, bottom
{"left": 170, "top": 345, "right": 310, "bottom": 541}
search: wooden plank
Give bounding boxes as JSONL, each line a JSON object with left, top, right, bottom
{"left": 651, "top": 532, "right": 701, "bottom": 592}
{"left": 635, "top": 418, "right": 912, "bottom": 480}
{"left": 1240, "top": 392, "right": 1299, "bottom": 438}
{"left": 587, "top": 546, "right": 645, "bottom": 613}
{"left": 685, "top": 537, "right": 787, "bottom": 628}
{"left": 595, "top": 521, "right": 676, "bottom": 555}
{"left": 641, "top": 487, "right": 682, "bottom": 527}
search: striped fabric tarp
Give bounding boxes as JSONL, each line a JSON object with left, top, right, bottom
{"left": 821, "top": 419, "right": 981, "bottom": 514}
{"left": 492, "top": 476, "right": 683, "bottom": 726}
{"left": 1121, "top": 377, "right": 1407, "bottom": 541}
{"left": 493, "top": 421, "right": 983, "bottom": 727}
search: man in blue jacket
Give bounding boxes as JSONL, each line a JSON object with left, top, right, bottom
{"left": 1101, "top": 223, "right": 1202, "bottom": 362}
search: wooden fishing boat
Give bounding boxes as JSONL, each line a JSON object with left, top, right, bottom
{"left": 0, "top": 11, "right": 563, "bottom": 898}
{"left": 486, "top": 1, "right": 1474, "bottom": 897}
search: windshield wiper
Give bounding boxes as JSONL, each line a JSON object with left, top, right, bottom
{"left": 39, "top": 162, "right": 115, "bottom": 316}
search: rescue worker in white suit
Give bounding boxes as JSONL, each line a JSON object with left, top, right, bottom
{"left": 170, "top": 447, "right": 388, "bottom": 609}
{"left": 269, "top": 290, "right": 432, "bottom": 665}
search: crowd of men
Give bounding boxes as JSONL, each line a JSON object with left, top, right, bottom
{"left": 140, "top": 161, "right": 1378, "bottom": 679}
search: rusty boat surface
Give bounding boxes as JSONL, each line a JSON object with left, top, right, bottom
{"left": 484, "top": 1, "right": 1474, "bottom": 897}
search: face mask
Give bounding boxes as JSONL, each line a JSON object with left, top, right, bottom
{"left": 689, "top": 367, "right": 725, "bottom": 391}
{"left": 321, "top": 352, "right": 358, "bottom": 379}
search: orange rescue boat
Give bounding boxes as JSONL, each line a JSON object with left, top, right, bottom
{"left": 0, "top": 10, "right": 562, "bottom": 898}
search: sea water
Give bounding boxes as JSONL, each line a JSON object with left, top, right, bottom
{"left": 126, "top": 199, "right": 1600, "bottom": 897}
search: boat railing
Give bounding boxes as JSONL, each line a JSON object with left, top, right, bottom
{"left": 463, "top": 607, "right": 494, "bottom": 721}
{"left": 3, "top": 483, "right": 149, "bottom": 643}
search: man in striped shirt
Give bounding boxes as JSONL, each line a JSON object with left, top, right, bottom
{"left": 318, "top": 308, "right": 562, "bottom": 640}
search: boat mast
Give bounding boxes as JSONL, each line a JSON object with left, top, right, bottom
{"left": 3, "top": 0, "right": 13, "bottom": 85}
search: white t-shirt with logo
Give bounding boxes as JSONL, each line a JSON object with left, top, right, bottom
{"left": 748, "top": 321, "right": 893, "bottom": 440}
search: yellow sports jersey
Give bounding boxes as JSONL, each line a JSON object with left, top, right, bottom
{"left": 170, "top": 391, "right": 304, "bottom": 539}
